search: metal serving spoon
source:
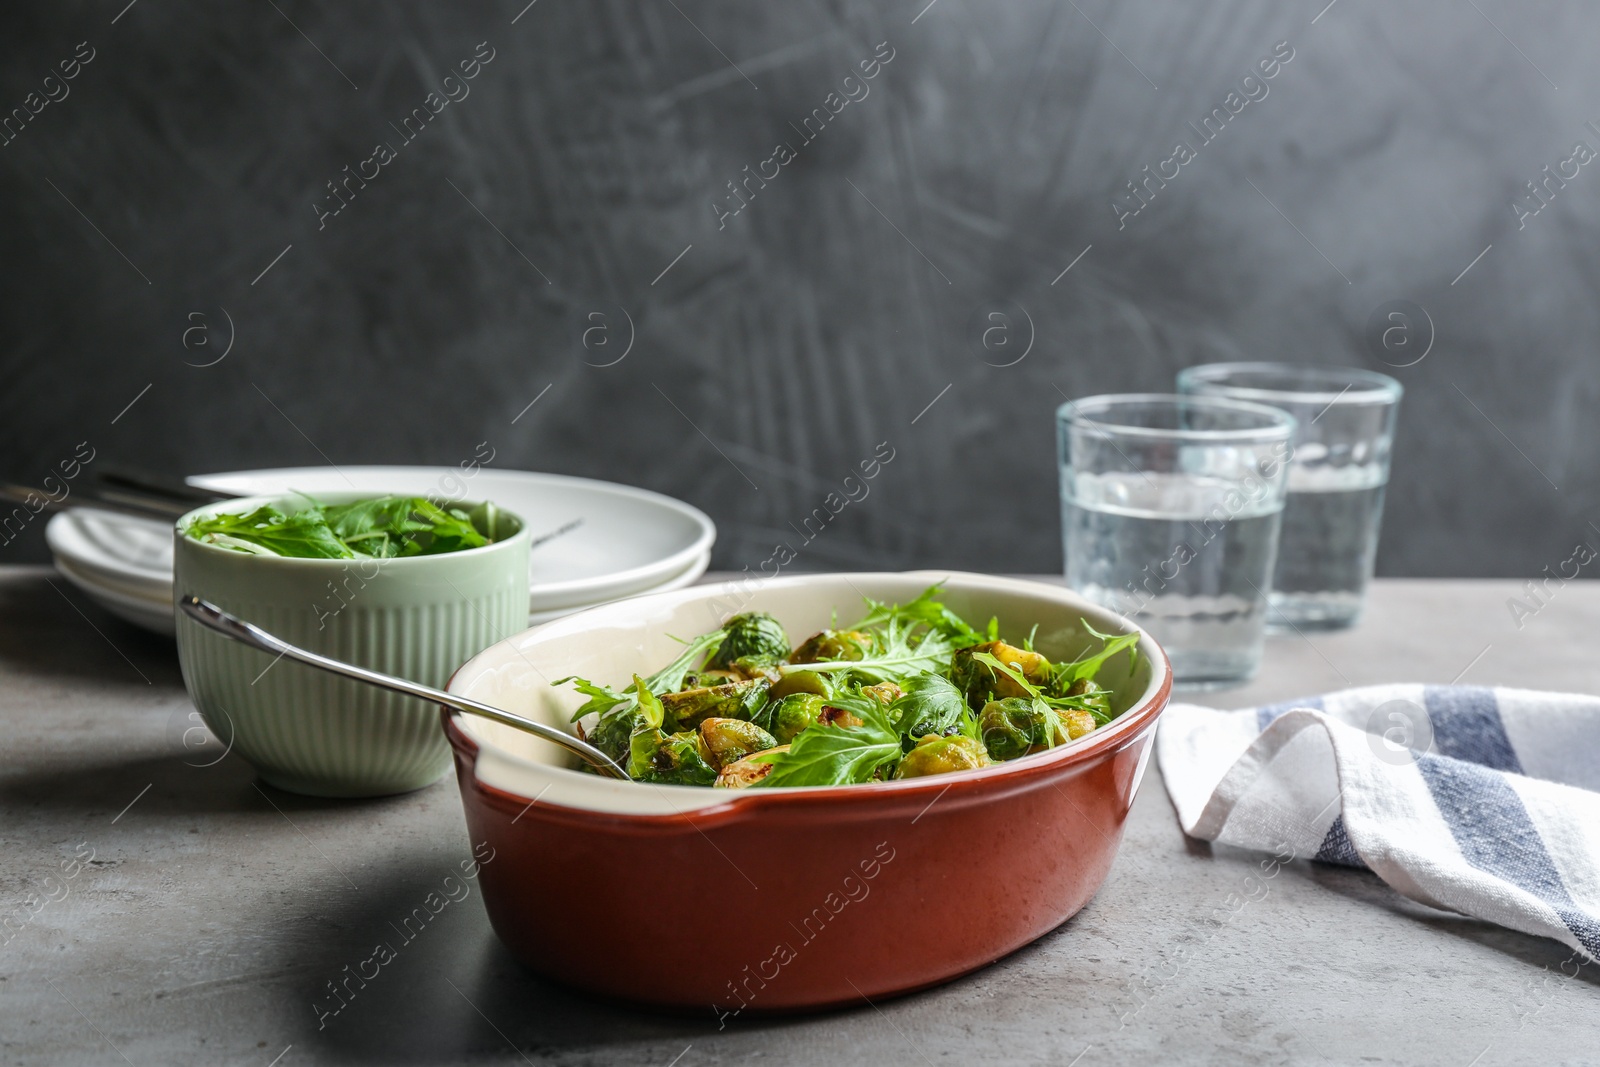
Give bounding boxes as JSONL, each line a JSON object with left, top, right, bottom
{"left": 178, "top": 595, "right": 630, "bottom": 780}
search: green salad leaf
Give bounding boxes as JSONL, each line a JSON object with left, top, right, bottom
{"left": 558, "top": 629, "right": 728, "bottom": 724}
{"left": 853, "top": 583, "right": 995, "bottom": 647}
{"left": 559, "top": 677, "right": 633, "bottom": 724}
{"left": 1054, "top": 623, "right": 1140, "bottom": 687}
{"left": 781, "top": 616, "right": 958, "bottom": 685}
{"left": 556, "top": 583, "right": 1141, "bottom": 789}
{"left": 183, "top": 503, "right": 353, "bottom": 559}
{"left": 892, "top": 673, "right": 968, "bottom": 739}
{"left": 750, "top": 694, "right": 901, "bottom": 787}
{"left": 186, "top": 495, "right": 496, "bottom": 559}
{"left": 632, "top": 675, "right": 664, "bottom": 730}
{"left": 649, "top": 630, "right": 731, "bottom": 693}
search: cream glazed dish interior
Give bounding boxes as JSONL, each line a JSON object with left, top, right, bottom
{"left": 446, "top": 571, "right": 1170, "bottom": 816}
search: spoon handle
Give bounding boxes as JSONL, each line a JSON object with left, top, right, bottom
{"left": 177, "top": 595, "right": 630, "bottom": 780}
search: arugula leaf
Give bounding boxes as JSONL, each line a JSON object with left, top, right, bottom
{"left": 324, "top": 496, "right": 488, "bottom": 558}
{"left": 185, "top": 504, "right": 353, "bottom": 559}
{"left": 783, "top": 616, "right": 959, "bottom": 685}
{"left": 559, "top": 630, "right": 728, "bottom": 724}
{"left": 971, "top": 651, "right": 1043, "bottom": 699}
{"left": 750, "top": 694, "right": 901, "bottom": 787}
{"left": 1054, "top": 623, "right": 1140, "bottom": 686}
{"left": 852, "top": 583, "right": 989, "bottom": 647}
{"left": 892, "top": 673, "right": 967, "bottom": 738}
{"left": 323, "top": 497, "right": 412, "bottom": 541}
{"left": 645, "top": 630, "right": 729, "bottom": 693}
{"left": 186, "top": 495, "right": 494, "bottom": 559}
{"left": 555, "top": 676, "right": 633, "bottom": 722}
{"left": 406, "top": 498, "right": 491, "bottom": 555}
{"left": 956, "top": 703, "right": 982, "bottom": 742}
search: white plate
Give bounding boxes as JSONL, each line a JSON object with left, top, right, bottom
{"left": 524, "top": 549, "right": 710, "bottom": 626}
{"left": 45, "top": 510, "right": 173, "bottom": 598}
{"left": 53, "top": 555, "right": 176, "bottom": 636}
{"left": 53, "top": 541, "right": 709, "bottom": 638}
{"left": 45, "top": 466, "right": 715, "bottom": 615}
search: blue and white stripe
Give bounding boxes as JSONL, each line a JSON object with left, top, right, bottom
{"left": 1158, "top": 684, "right": 1600, "bottom": 960}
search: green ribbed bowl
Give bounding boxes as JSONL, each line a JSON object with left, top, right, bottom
{"left": 173, "top": 493, "right": 531, "bottom": 797}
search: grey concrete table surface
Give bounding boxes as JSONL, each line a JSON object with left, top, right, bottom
{"left": 2, "top": 566, "right": 1597, "bottom": 1067}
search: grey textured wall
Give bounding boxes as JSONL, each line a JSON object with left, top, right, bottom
{"left": 1, "top": 1, "right": 1594, "bottom": 577}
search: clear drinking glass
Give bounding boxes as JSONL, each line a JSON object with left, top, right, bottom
{"left": 1058, "top": 394, "right": 1295, "bottom": 688}
{"left": 1176, "top": 363, "right": 1402, "bottom": 630}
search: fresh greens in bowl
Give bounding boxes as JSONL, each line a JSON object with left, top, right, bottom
{"left": 184, "top": 495, "right": 512, "bottom": 559}
{"left": 558, "top": 584, "right": 1140, "bottom": 788}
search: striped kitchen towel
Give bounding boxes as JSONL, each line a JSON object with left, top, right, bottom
{"left": 1157, "top": 685, "right": 1600, "bottom": 960}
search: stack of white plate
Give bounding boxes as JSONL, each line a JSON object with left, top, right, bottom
{"left": 46, "top": 466, "right": 715, "bottom": 637}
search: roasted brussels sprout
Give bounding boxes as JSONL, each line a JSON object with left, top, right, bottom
{"left": 659, "top": 677, "right": 771, "bottom": 730}
{"left": 708, "top": 612, "right": 791, "bottom": 669}
{"left": 951, "top": 641, "right": 1052, "bottom": 706}
{"left": 894, "top": 735, "right": 990, "bottom": 779}
{"left": 979, "top": 697, "right": 1054, "bottom": 762}
{"left": 861, "top": 681, "right": 904, "bottom": 705}
{"left": 679, "top": 668, "right": 739, "bottom": 690}
{"left": 818, "top": 704, "right": 865, "bottom": 729}
{"left": 715, "top": 745, "right": 785, "bottom": 788}
{"left": 587, "top": 706, "right": 646, "bottom": 765}
{"left": 699, "top": 717, "right": 778, "bottom": 769}
{"left": 758, "top": 693, "right": 828, "bottom": 744}
{"left": 1061, "top": 708, "right": 1097, "bottom": 741}
{"left": 627, "top": 727, "right": 719, "bottom": 786}
{"left": 789, "top": 629, "right": 875, "bottom": 664}
{"left": 556, "top": 582, "right": 1135, "bottom": 789}
{"left": 892, "top": 674, "right": 967, "bottom": 739}
{"left": 767, "top": 669, "right": 834, "bottom": 700}
{"left": 729, "top": 655, "right": 783, "bottom": 683}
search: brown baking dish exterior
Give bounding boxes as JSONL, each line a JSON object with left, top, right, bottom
{"left": 443, "top": 572, "right": 1171, "bottom": 1014}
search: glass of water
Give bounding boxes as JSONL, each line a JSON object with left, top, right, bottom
{"left": 1057, "top": 394, "right": 1295, "bottom": 687}
{"left": 1176, "top": 363, "right": 1402, "bottom": 630}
